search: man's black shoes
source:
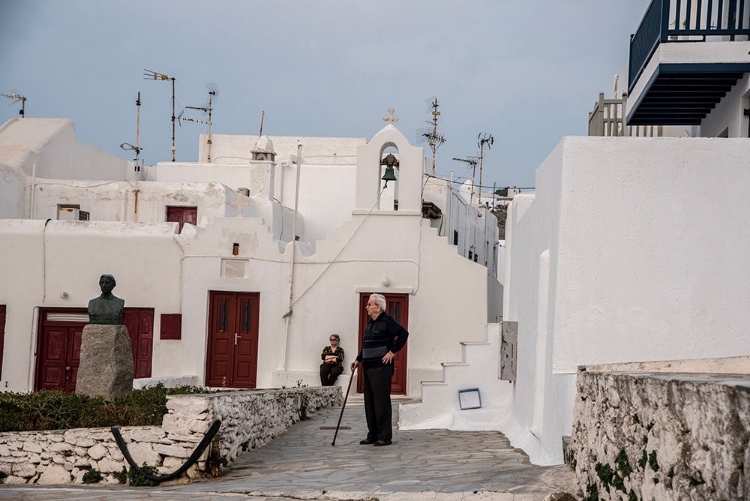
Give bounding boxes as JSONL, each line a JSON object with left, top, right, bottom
{"left": 359, "top": 438, "right": 376, "bottom": 445}
{"left": 373, "top": 440, "right": 392, "bottom": 446}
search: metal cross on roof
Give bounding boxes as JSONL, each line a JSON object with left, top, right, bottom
{"left": 230, "top": 192, "right": 250, "bottom": 217}
{"left": 382, "top": 108, "right": 399, "bottom": 124}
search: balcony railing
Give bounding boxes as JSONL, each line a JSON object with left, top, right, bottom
{"left": 588, "top": 93, "right": 664, "bottom": 137}
{"left": 628, "top": 0, "right": 750, "bottom": 92}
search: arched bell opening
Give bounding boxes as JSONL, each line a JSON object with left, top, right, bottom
{"left": 379, "top": 144, "right": 399, "bottom": 211}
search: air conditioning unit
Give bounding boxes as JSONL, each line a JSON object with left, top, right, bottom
{"left": 58, "top": 206, "right": 90, "bottom": 221}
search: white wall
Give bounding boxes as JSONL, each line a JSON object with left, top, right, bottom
{"left": 423, "top": 176, "right": 499, "bottom": 277}
{"left": 0, "top": 118, "right": 133, "bottom": 219}
{"left": 0, "top": 166, "right": 26, "bottom": 219}
{"left": 155, "top": 162, "right": 256, "bottom": 190}
{"left": 503, "top": 135, "right": 750, "bottom": 464}
{"left": 0, "top": 220, "right": 182, "bottom": 392}
{"left": 278, "top": 161, "right": 357, "bottom": 243}
{"left": 0, "top": 118, "right": 130, "bottom": 181}
{"left": 200, "top": 134, "right": 365, "bottom": 166}
{"left": 702, "top": 73, "right": 749, "bottom": 138}
{"left": 28, "top": 180, "right": 228, "bottom": 225}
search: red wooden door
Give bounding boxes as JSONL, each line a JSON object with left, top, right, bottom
{"left": 0, "top": 305, "right": 5, "bottom": 378}
{"left": 36, "top": 308, "right": 154, "bottom": 392}
{"left": 124, "top": 309, "right": 154, "bottom": 378}
{"left": 206, "top": 292, "right": 259, "bottom": 388}
{"left": 36, "top": 311, "right": 87, "bottom": 393}
{"left": 357, "top": 293, "right": 409, "bottom": 395}
{"left": 166, "top": 206, "right": 198, "bottom": 232}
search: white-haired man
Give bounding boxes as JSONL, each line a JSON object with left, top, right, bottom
{"left": 350, "top": 293, "right": 409, "bottom": 446}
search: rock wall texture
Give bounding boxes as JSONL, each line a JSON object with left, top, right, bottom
{"left": 75, "top": 325, "right": 134, "bottom": 401}
{"left": 0, "top": 386, "right": 341, "bottom": 485}
{"left": 570, "top": 371, "right": 750, "bottom": 501}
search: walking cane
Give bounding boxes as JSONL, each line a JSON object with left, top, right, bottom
{"left": 331, "top": 371, "right": 355, "bottom": 446}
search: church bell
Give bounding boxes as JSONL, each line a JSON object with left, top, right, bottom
{"left": 381, "top": 153, "right": 398, "bottom": 185}
{"left": 381, "top": 165, "right": 397, "bottom": 182}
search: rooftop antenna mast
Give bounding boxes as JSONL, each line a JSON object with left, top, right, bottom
{"left": 417, "top": 97, "right": 446, "bottom": 175}
{"left": 120, "top": 92, "right": 144, "bottom": 182}
{"left": 178, "top": 83, "right": 219, "bottom": 162}
{"left": 258, "top": 110, "right": 265, "bottom": 137}
{"left": 452, "top": 156, "right": 478, "bottom": 204}
{"left": 477, "top": 133, "right": 494, "bottom": 204}
{"left": 143, "top": 69, "right": 177, "bottom": 162}
{"left": 1, "top": 92, "right": 27, "bottom": 117}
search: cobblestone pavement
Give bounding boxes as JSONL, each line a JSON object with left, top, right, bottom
{"left": 0, "top": 402, "right": 579, "bottom": 500}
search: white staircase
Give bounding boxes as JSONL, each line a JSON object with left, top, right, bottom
{"left": 399, "top": 323, "right": 513, "bottom": 431}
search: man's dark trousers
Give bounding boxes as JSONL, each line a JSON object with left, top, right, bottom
{"left": 363, "top": 365, "right": 393, "bottom": 442}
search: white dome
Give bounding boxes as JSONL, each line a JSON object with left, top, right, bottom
{"left": 251, "top": 135, "right": 275, "bottom": 154}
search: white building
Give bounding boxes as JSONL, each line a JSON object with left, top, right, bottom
{"left": 402, "top": 0, "right": 750, "bottom": 465}
{"left": 0, "top": 113, "right": 501, "bottom": 401}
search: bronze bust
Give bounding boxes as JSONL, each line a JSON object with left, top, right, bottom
{"left": 88, "top": 274, "right": 125, "bottom": 325}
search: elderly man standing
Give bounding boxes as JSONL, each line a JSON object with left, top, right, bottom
{"left": 351, "top": 293, "right": 409, "bottom": 446}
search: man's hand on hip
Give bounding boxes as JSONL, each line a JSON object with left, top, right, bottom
{"left": 382, "top": 351, "right": 395, "bottom": 364}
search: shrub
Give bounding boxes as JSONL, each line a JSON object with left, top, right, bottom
{"left": 127, "top": 462, "right": 160, "bottom": 486}
{"left": 113, "top": 467, "right": 128, "bottom": 484}
{"left": 0, "top": 384, "right": 214, "bottom": 432}
{"left": 82, "top": 468, "right": 103, "bottom": 484}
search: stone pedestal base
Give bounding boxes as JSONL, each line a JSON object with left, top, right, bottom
{"left": 76, "top": 324, "right": 134, "bottom": 401}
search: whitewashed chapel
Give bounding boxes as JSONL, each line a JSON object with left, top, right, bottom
{"left": 0, "top": 113, "right": 501, "bottom": 401}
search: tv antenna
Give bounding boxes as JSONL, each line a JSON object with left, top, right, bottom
{"left": 1, "top": 92, "right": 27, "bottom": 117}
{"left": 178, "top": 83, "right": 219, "bottom": 162}
{"left": 452, "top": 156, "right": 478, "bottom": 204}
{"left": 417, "top": 97, "right": 446, "bottom": 175}
{"left": 120, "top": 92, "right": 144, "bottom": 180}
{"left": 477, "top": 133, "right": 494, "bottom": 204}
{"left": 143, "top": 69, "right": 177, "bottom": 162}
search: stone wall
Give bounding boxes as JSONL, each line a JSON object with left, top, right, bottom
{"left": 570, "top": 370, "right": 750, "bottom": 501}
{"left": 0, "top": 387, "right": 341, "bottom": 485}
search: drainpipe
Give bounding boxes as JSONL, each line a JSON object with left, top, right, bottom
{"left": 121, "top": 189, "right": 129, "bottom": 222}
{"left": 30, "top": 162, "right": 36, "bottom": 219}
{"left": 281, "top": 144, "right": 302, "bottom": 371}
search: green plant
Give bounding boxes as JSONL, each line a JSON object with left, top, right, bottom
{"left": 612, "top": 472, "right": 626, "bottom": 493}
{"left": 128, "top": 463, "right": 160, "bottom": 487}
{"left": 0, "top": 384, "right": 214, "bottom": 432}
{"left": 648, "top": 450, "right": 660, "bottom": 472}
{"left": 595, "top": 462, "right": 614, "bottom": 490}
{"left": 638, "top": 449, "right": 648, "bottom": 469}
{"left": 113, "top": 467, "right": 127, "bottom": 484}
{"left": 584, "top": 483, "right": 599, "bottom": 501}
{"left": 628, "top": 488, "right": 638, "bottom": 501}
{"left": 615, "top": 449, "right": 633, "bottom": 477}
{"left": 82, "top": 468, "right": 103, "bottom": 484}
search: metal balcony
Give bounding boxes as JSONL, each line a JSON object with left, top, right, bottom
{"left": 627, "top": 0, "right": 750, "bottom": 125}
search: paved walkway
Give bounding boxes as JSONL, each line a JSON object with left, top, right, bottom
{"left": 0, "top": 402, "right": 579, "bottom": 500}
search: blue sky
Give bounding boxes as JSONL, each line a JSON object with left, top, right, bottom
{"left": 0, "top": 0, "right": 651, "bottom": 188}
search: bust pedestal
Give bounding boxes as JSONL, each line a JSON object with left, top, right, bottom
{"left": 75, "top": 324, "right": 134, "bottom": 401}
